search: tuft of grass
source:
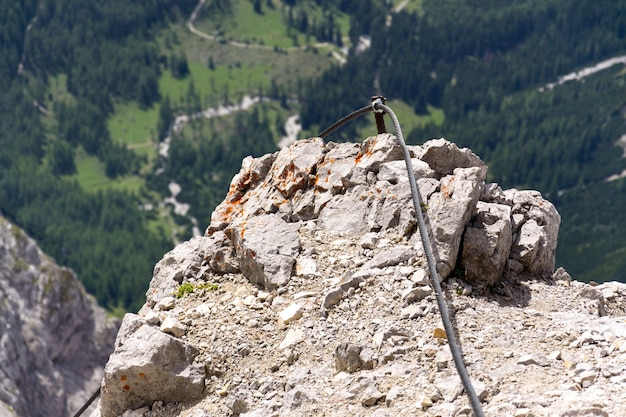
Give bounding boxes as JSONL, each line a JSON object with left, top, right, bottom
{"left": 176, "top": 281, "right": 219, "bottom": 298}
{"left": 176, "top": 282, "right": 195, "bottom": 298}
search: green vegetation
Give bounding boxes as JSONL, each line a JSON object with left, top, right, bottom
{"left": 196, "top": 0, "right": 349, "bottom": 48}
{"left": 298, "top": 0, "right": 626, "bottom": 283}
{"left": 154, "top": 104, "right": 280, "bottom": 228}
{"left": 2, "top": 0, "right": 626, "bottom": 318}
{"left": 176, "top": 281, "right": 219, "bottom": 298}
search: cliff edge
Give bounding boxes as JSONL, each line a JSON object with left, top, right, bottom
{"left": 92, "top": 136, "right": 626, "bottom": 417}
{"left": 0, "top": 215, "right": 119, "bottom": 417}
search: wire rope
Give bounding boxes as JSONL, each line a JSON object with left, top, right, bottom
{"left": 372, "top": 100, "right": 485, "bottom": 417}
{"left": 319, "top": 99, "right": 486, "bottom": 417}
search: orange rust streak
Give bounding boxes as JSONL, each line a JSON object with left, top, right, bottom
{"left": 122, "top": 385, "right": 131, "bottom": 391}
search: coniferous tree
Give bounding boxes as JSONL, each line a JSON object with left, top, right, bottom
{"left": 49, "top": 141, "right": 76, "bottom": 176}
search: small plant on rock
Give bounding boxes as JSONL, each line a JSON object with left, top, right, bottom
{"left": 176, "top": 282, "right": 219, "bottom": 298}
{"left": 176, "top": 283, "right": 195, "bottom": 298}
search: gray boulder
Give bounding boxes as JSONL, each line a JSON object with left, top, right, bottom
{"left": 203, "top": 136, "right": 559, "bottom": 288}
{"left": 354, "top": 133, "right": 405, "bottom": 173}
{"left": 424, "top": 166, "right": 487, "bottom": 278}
{"left": 315, "top": 142, "right": 361, "bottom": 194}
{"left": 266, "top": 137, "right": 325, "bottom": 198}
{"left": 485, "top": 188, "right": 561, "bottom": 278}
{"left": 207, "top": 153, "right": 277, "bottom": 232}
{"left": 461, "top": 202, "right": 512, "bottom": 286}
{"left": 227, "top": 214, "right": 301, "bottom": 289}
{"left": 335, "top": 343, "right": 376, "bottom": 373}
{"left": 414, "top": 138, "right": 486, "bottom": 175}
{"left": 318, "top": 185, "right": 374, "bottom": 235}
{"left": 99, "top": 314, "right": 205, "bottom": 417}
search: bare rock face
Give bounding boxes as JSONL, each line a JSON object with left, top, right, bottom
{"left": 425, "top": 165, "right": 487, "bottom": 278}
{"left": 205, "top": 135, "right": 507, "bottom": 288}
{"left": 461, "top": 201, "right": 512, "bottom": 286}
{"left": 0, "top": 215, "right": 118, "bottom": 417}
{"left": 226, "top": 214, "right": 301, "bottom": 289}
{"left": 98, "top": 314, "right": 205, "bottom": 417}
{"left": 93, "top": 135, "right": 580, "bottom": 416}
{"left": 482, "top": 185, "right": 561, "bottom": 279}
{"left": 144, "top": 234, "right": 239, "bottom": 310}
{"left": 203, "top": 135, "right": 553, "bottom": 289}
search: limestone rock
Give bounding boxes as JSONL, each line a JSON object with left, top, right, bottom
{"left": 99, "top": 314, "right": 204, "bottom": 417}
{"left": 205, "top": 231, "right": 240, "bottom": 273}
{"left": 160, "top": 316, "right": 188, "bottom": 337}
{"left": 355, "top": 133, "right": 405, "bottom": 173}
{"left": 433, "top": 374, "right": 463, "bottom": 402}
{"left": 378, "top": 158, "right": 436, "bottom": 184}
{"left": 266, "top": 138, "right": 325, "bottom": 198}
{"left": 335, "top": 342, "right": 375, "bottom": 373}
{"left": 146, "top": 232, "right": 239, "bottom": 308}
{"left": 89, "top": 135, "right": 601, "bottom": 417}
{"left": 207, "top": 153, "right": 277, "bottom": 231}
{"left": 318, "top": 185, "right": 374, "bottom": 235}
{"left": 488, "top": 188, "right": 561, "bottom": 278}
{"left": 295, "top": 256, "right": 320, "bottom": 277}
{"left": 363, "top": 245, "right": 418, "bottom": 269}
{"left": 425, "top": 166, "right": 486, "bottom": 277}
{"left": 282, "top": 385, "right": 316, "bottom": 413}
{"left": 461, "top": 201, "right": 512, "bottom": 286}
{"left": 278, "top": 303, "right": 303, "bottom": 326}
{"left": 0, "top": 216, "right": 118, "bottom": 417}
{"left": 415, "top": 138, "right": 486, "bottom": 175}
{"left": 225, "top": 388, "right": 253, "bottom": 415}
{"left": 227, "top": 214, "right": 301, "bottom": 289}
{"left": 279, "top": 327, "right": 305, "bottom": 350}
{"left": 314, "top": 141, "right": 361, "bottom": 194}
{"left": 402, "top": 285, "right": 433, "bottom": 304}
{"left": 321, "top": 273, "right": 365, "bottom": 315}
{"left": 358, "top": 378, "right": 386, "bottom": 406}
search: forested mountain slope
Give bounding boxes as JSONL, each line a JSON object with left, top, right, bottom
{"left": 1, "top": 0, "right": 624, "bottom": 314}
{"left": 299, "top": 0, "right": 626, "bottom": 283}
{"left": 0, "top": 0, "right": 192, "bottom": 311}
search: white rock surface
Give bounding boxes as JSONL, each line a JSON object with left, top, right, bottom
{"left": 91, "top": 136, "right": 626, "bottom": 417}
{"left": 98, "top": 314, "right": 204, "bottom": 417}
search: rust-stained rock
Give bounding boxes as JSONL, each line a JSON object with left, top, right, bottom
{"left": 267, "top": 138, "right": 325, "bottom": 198}
{"left": 99, "top": 314, "right": 204, "bottom": 417}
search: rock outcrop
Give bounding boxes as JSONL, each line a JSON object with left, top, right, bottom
{"left": 0, "top": 215, "right": 118, "bottom": 417}
{"left": 92, "top": 136, "right": 626, "bottom": 417}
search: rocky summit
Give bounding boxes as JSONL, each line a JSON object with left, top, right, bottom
{"left": 0, "top": 215, "right": 118, "bottom": 417}
{"left": 91, "top": 135, "right": 626, "bottom": 417}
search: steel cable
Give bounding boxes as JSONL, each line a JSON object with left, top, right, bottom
{"left": 71, "top": 387, "right": 100, "bottom": 417}
{"left": 74, "top": 100, "right": 485, "bottom": 417}
{"left": 319, "top": 100, "right": 485, "bottom": 416}
{"left": 318, "top": 104, "right": 374, "bottom": 139}
{"left": 372, "top": 100, "right": 486, "bottom": 417}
